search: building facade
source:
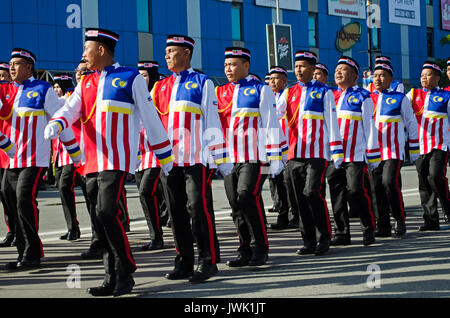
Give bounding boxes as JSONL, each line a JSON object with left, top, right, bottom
{"left": 0, "top": 0, "right": 448, "bottom": 87}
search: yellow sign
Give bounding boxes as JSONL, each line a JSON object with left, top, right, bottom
{"left": 336, "top": 22, "right": 362, "bottom": 52}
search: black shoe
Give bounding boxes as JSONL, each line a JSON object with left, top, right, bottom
{"left": 419, "top": 223, "right": 440, "bottom": 231}
{"left": 268, "top": 206, "right": 278, "bottom": 213}
{"left": 81, "top": 248, "right": 103, "bottom": 259}
{"left": 314, "top": 242, "right": 330, "bottom": 256}
{"left": 296, "top": 246, "right": 316, "bottom": 255}
{"left": 363, "top": 231, "right": 376, "bottom": 246}
{"left": 17, "top": 259, "right": 41, "bottom": 269}
{"left": 270, "top": 222, "right": 288, "bottom": 230}
{"left": 394, "top": 220, "right": 407, "bottom": 236}
{"left": 67, "top": 229, "right": 81, "bottom": 241}
{"left": 113, "top": 276, "right": 135, "bottom": 296}
{"left": 0, "top": 233, "right": 14, "bottom": 247}
{"left": 87, "top": 283, "right": 114, "bottom": 297}
{"left": 287, "top": 220, "right": 299, "bottom": 229}
{"left": 165, "top": 267, "right": 194, "bottom": 280}
{"left": 189, "top": 264, "right": 218, "bottom": 283}
{"left": 375, "top": 227, "right": 392, "bottom": 237}
{"left": 248, "top": 254, "right": 268, "bottom": 266}
{"left": 2, "top": 261, "right": 19, "bottom": 270}
{"left": 330, "top": 235, "right": 351, "bottom": 246}
{"left": 140, "top": 239, "right": 164, "bottom": 251}
{"left": 60, "top": 232, "right": 69, "bottom": 240}
{"left": 227, "top": 255, "right": 251, "bottom": 267}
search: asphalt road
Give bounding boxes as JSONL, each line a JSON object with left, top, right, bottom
{"left": 0, "top": 165, "right": 449, "bottom": 303}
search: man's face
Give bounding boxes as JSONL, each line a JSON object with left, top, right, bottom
{"left": 75, "top": 62, "right": 89, "bottom": 83}
{"left": 165, "top": 45, "right": 191, "bottom": 73}
{"left": 139, "top": 70, "right": 150, "bottom": 87}
{"left": 294, "top": 60, "right": 314, "bottom": 84}
{"left": 447, "top": 65, "right": 450, "bottom": 81}
{"left": 0, "top": 70, "right": 11, "bottom": 81}
{"left": 421, "top": 68, "right": 440, "bottom": 90}
{"left": 372, "top": 69, "right": 393, "bottom": 92}
{"left": 269, "top": 73, "right": 287, "bottom": 92}
{"left": 82, "top": 41, "right": 103, "bottom": 70}
{"left": 335, "top": 64, "right": 357, "bottom": 88}
{"left": 313, "top": 69, "right": 328, "bottom": 85}
{"left": 9, "top": 57, "right": 33, "bottom": 83}
{"left": 224, "top": 58, "right": 249, "bottom": 83}
{"left": 53, "top": 83, "right": 63, "bottom": 97}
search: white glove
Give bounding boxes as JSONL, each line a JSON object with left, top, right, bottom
{"left": 44, "top": 123, "right": 60, "bottom": 140}
{"left": 410, "top": 153, "right": 419, "bottom": 164}
{"left": 5, "top": 142, "right": 17, "bottom": 158}
{"left": 218, "top": 162, "right": 234, "bottom": 177}
{"left": 270, "top": 160, "right": 284, "bottom": 177}
{"left": 368, "top": 161, "right": 380, "bottom": 171}
{"left": 333, "top": 157, "right": 343, "bottom": 169}
{"left": 161, "top": 161, "right": 173, "bottom": 176}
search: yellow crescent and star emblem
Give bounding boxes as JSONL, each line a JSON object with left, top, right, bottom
{"left": 309, "top": 91, "right": 322, "bottom": 99}
{"left": 184, "top": 81, "right": 199, "bottom": 90}
{"left": 243, "top": 88, "right": 256, "bottom": 96}
{"left": 347, "top": 96, "right": 359, "bottom": 104}
{"left": 432, "top": 96, "right": 444, "bottom": 103}
{"left": 386, "top": 97, "right": 397, "bottom": 105}
{"left": 26, "top": 91, "right": 39, "bottom": 99}
{"left": 112, "top": 78, "right": 127, "bottom": 88}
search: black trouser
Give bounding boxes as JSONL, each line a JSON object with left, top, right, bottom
{"left": 283, "top": 163, "right": 300, "bottom": 224}
{"left": 288, "top": 158, "right": 331, "bottom": 248}
{"left": 327, "top": 162, "right": 376, "bottom": 237}
{"left": 2, "top": 167, "right": 46, "bottom": 262}
{"left": 269, "top": 170, "right": 289, "bottom": 224}
{"left": 224, "top": 162, "right": 268, "bottom": 258}
{"left": 160, "top": 164, "right": 220, "bottom": 269}
{"left": 0, "top": 168, "right": 15, "bottom": 238}
{"left": 85, "top": 170, "right": 137, "bottom": 283}
{"left": 135, "top": 168, "right": 163, "bottom": 241}
{"left": 55, "top": 164, "right": 79, "bottom": 233}
{"left": 118, "top": 185, "right": 130, "bottom": 229}
{"left": 415, "top": 149, "right": 450, "bottom": 226}
{"left": 370, "top": 159, "right": 405, "bottom": 230}
{"left": 326, "top": 163, "right": 349, "bottom": 236}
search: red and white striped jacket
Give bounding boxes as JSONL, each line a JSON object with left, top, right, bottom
{"left": 278, "top": 80, "right": 343, "bottom": 163}
{"left": 0, "top": 77, "right": 79, "bottom": 168}
{"left": 275, "top": 89, "right": 289, "bottom": 159}
{"left": 406, "top": 87, "right": 450, "bottom": 155}
{"left": 216, "top": 76, "right": 285, "bottom": 163}
{"left": 151, "top": 68, "right": 227, "bottom": 167}
{"left": 49, "top": 63, "right": 173, "bottom": 175}
{"left": 332, "top": 86, "right": 380, "bottom": 164}
{"left": 371, "top": 89, "right": 419, "bottom": 161}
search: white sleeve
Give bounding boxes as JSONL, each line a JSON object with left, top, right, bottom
{"left": 260, "top": 85, "right": 284, "bottom": 161}
{"left": 401, "top": 95, "right": 419, "bottom": 143}
{"left": 45, "top": 86, "right": 77, "bottom": 143}
{"left": 323, "top": 89, "right": 343, "bottom": 162}
{"left": 362, "top": 96, "right": 380, "bottom": 156}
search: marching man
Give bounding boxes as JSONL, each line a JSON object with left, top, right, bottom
{"left": 0, "top": 48, "right": 81, "bottom": 271}
{"left": 369, "top": 63, "right": 419, "bottom": 237}
{"left": 216, "top": 47, "right": 285, "bottom": 267}
{"left": 406, "top": 61, "right": 450, "bottom": 231}
{"left": 45, "top": 29, "right": 173, "bottom": 296}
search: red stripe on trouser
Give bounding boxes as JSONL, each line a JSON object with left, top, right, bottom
{"left": 362, "top": 165, "right": 376, "bottom": 229}
{"left": 114, "top": 173, "right": 137, "bottom": 270}
{"left": 152, "top": 173, "right": 161, "bottom": 232}
{"left": 442, "top": 151, "right": 450, "bottom": 201}
{"left": 253, "top": 165, "right": 269, "bottom": 250}
{"left": 201, "top": 165, "right": 216, "bottom": 264}
{"left": 394, "top": 160, "right": 406, "bottom": 220}
{"left": 319, "top": 161, "right": 332, "bottom": 238}
{"left": 31, "top": 167, "right": 44, "bottom": 258}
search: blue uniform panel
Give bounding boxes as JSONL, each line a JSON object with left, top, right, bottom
{"left": 176, "top": 72, "right": 208, "bottom": 105}
{"left": 236, "top": 80, "right": 263, "bottom": 109}
{"left": 18, "top": 80, "right": 51, "bottom": 109}
{"left": 428, "top": 91, "right": 450, "bottom": 113}
{"left": 303, "top": 82, "right": 328, "bottom": 113}
{"left": 380, "top": 92, "right": 404, "bottom": 116}
{"left": 102, "top": 67, "right": 139, "bottom": 104}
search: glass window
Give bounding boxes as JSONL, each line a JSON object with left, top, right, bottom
{"left": 425, "top": 0, "right": 433, "bottom": 5}
{"left": 231, "top": 2, "right": 243, "bottom": 41}
{"left": 137, "top": 0, "right": 151, "bottom": 33}
{"left": 308, "top": 13, "right": 318, "bottom": 48}
{"left": 371, "top": 27, "right": 381, "bottom": 51}
{"left": 427, "top": 27, "right": 434, "bottom": 57}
